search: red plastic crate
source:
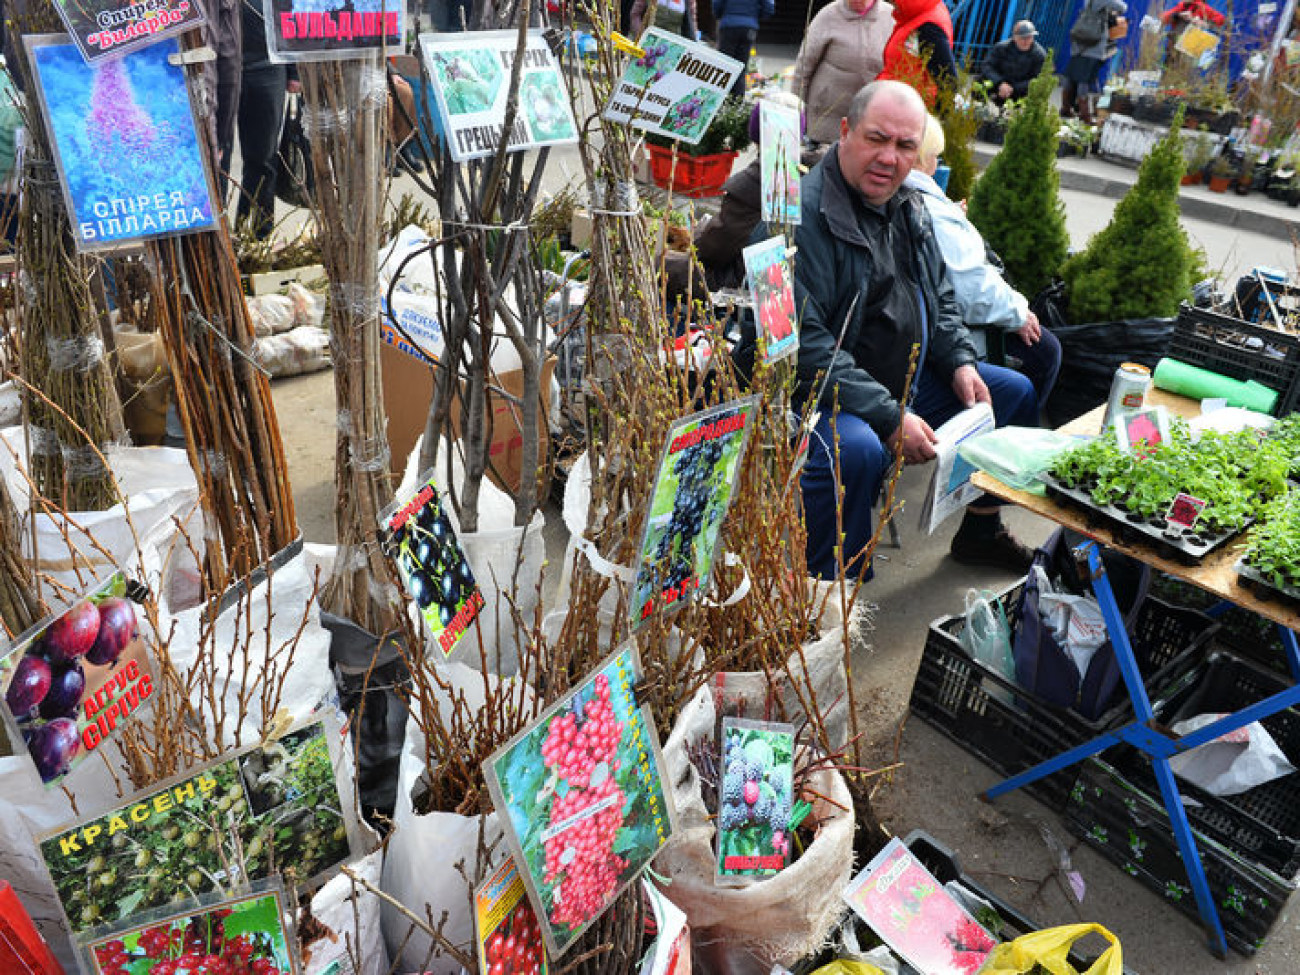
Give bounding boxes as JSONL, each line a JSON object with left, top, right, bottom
{"left": 646, "top": 144, "right": 737, "bottom": 198}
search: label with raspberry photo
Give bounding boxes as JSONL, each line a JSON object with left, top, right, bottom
{"left": 475, "top": 858, "right": 548, "bottom": 975}
{"left": 80, "top": 881, "right": 297, "bottom": 975}
{"left": 716, "top": 717, "right": 795, "bottom": 882}
{"left": 484, "top": 644, "right": 676, "bottom": 958}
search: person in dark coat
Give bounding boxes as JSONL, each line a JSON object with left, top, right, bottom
{"left": 713, "top": 0, "right": 773, "bottom": 96}
{"left": 1062, "top": 0, "right": 1127, "bottom": 123}
{"left": 981, "top": 20, "right": 1045, "bottom": 103}
{"left": 793, "top": 80, "right": 1038, "bottom": 579}
{"left": 236, "top": 0, "right": 299, "bottom": 239}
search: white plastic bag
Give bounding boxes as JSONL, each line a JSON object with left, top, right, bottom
{"left": 1169, "top": 714, "right": 1297, "bottom": 796}
{"left": 1030, "top": 566, "right": 1108, "bottom": 680}
{"left": 246, "top": 294, "right": 296, "bottom": 336}
{"left": 255, "top": 326, "right": 331, "bottom": 377}
{"left": 303, "top": 849, "right": 388, "bottom": 975}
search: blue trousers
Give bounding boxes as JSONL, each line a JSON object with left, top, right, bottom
{"left": 802, "top": 363, "right": 1038, "bottom": 579}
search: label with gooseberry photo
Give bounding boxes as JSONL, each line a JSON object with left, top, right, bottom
{"left": 475, "top": 857, "right": 548, "bottom": 975}
{"left": 629, "top": 397, "right": 759, "bottom": 631}
{"left": 484, "top": 644, "right": 675, "bottom": 958}
{"left": 39, "top": 718, "right": 354, "bottom": 935}
{"left": 0, "top": 571, "right": 154, "bottom": 787}
{"left": 82, "top": 882, "right": 297, "bottom": 975}
{"left": 380, "top": 471, "right": 483, "bottom": 657}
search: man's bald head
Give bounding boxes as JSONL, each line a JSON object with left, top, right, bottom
{"left": 844, "top": 80, "right": 927, "bottom": 134}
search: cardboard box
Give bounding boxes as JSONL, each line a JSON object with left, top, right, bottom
{"left": 240, "top": 264, "right": 325, "bottom": 297}
{"left": 380, "top": 340, "right": 553, "bottom": 496}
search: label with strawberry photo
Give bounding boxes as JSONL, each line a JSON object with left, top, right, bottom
{"left": 743, "top": 236, "right": 798, "bottom": 365}
{"left": 843, "top": 837, "right": 998, "bottom": 975}
{"left": 0, "top": 571, "right": 154, "bottom": 787}
{"left": 630, "top": 397, "right": 759, "bottom": 630}
{"left": 484, "top": 644, "right": 676, "bottom": 958}
{"left": 716, "top": 717, "right": 795, "bottom": 882}
{"left": 81, "top": 882, "right": 297, "bottom": 975}
{"left": 476, "top": 858, "right": 548, "bottom": 975}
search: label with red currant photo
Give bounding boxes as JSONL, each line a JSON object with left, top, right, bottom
{"left": 484, "top": 644, "right": 676, "bottom": 958}
{"left": 743, "top": 235, "right": 798, "bottom": 365}
{"left": 630, "top": 397, "right": 759, "bottom": 631}
{"left": 38, "top": 717, "right": 355, "bottom": 935}
{"left": 475, "top": 858, "right": 548, "bottom": 975}
{"left": 380, "top": 471, "right": 483, "bottom": 658}
{"left": 81, "top": 882, "right": 297, "bottom": 975}
{"left": 0, "top": 571, "right": 155, "bottom": 788}
{"left": 716, "top": 718, "right": 795, "bottom": 882}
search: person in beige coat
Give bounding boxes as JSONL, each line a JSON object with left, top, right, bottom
{"left": 792, "top": 0, "right": 894, "bottom": 145}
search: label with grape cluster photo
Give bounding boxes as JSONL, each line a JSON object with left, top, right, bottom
{"left": 716, "top": 718, "right": 795, "bottom": 882}
{"left": 483, "top": 643, "right": 676, "bottom": 958}
{"left": 80, "top": 879, "right": 298, "bottom": 975}
{"left": 381, "top": 470, "right": 483, "bottom": 658}
{"left": 630, "top": 397, "right": 759, "bottom": 630}
{"left": 475, "top": 857, "right": 548, "bottom": 975}
{"left": 37, "top": 717, "right": 356, "bottom": 935}
{"left": 0, "top": 571, "right": 154, "bottom": 788}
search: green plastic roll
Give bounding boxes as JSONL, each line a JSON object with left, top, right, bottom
{"left": 1152, "top": 357, "right": 1279, "bottom": 414}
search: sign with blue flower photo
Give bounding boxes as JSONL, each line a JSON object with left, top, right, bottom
{"left": 602, "top": 28, "right": 742, "bottom": 145}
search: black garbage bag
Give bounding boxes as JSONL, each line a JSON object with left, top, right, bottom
{"left": 1033, "top": 281, "right": 1176, "bottom": 427}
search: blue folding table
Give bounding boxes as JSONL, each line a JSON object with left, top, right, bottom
{"left": 970, "top": 389, "right": 1300, "bottom": 958}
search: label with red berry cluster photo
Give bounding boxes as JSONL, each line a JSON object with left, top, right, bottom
{"left": 0, "top": 570, "right": 155, "bottom": 788}
{"left": 475, "top": 857, "right": 548, "bottom": 975}
{"left": 484, "top": 643, "right": 676, "bottom": 958}
{"left": 80, "top": 881, "right": 297, "bottom": 975}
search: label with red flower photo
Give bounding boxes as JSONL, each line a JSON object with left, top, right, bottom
{"left": 743, "top": 236, "right": 798, "bottom": 365}
{"left": 842, "top": 837, "right": 997, "bottom": 975}
{"left": 475, "top": 858, "right": 548, "bottom": 975}
{"left": 81, "top": 883, "right": 297, "bottom": 975}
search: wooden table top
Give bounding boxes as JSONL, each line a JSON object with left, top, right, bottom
{"left": 971, "top": 388, "right": 1300, "bottom": 633}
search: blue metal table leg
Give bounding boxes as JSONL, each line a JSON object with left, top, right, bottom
{"left": 1149, "top": 755, "right": 1230, "bottom": 958}
{"left": 983, "top": 731, "right": 1119, "bottom": 800}
{"left": 1277, "top": 625, "right": 1300, "bottom": 682}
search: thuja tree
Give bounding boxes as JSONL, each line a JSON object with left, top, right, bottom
{"left": 966, "top": 61, "right": 1067, "bottom": 299}
{"left": 1061, "top": 108, "right": 1194, "bottom": 324}
{"left": 935, "top": 70, "right": 978, "bottom": 203}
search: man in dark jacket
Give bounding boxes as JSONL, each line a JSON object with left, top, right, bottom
{"left": 714, "top": 0, "right": 773, "bottom": 96}
{"left": 981, "top": 20, "right": 1045, "bottom": 103}
{"left": 795, "top": 80, "right": 1038, "bottom": 579}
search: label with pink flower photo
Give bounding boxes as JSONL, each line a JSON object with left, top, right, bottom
{"left": 716, "top": 718, "right": 794, "bottom": 882}
{"left": 483, "top": 644, "right": 675, "bottom": 959}
{"left": 842, "top": 837, "right": 998, "bottom": 975}
{"left": 602, "top": 28, "right": 742, "bottom": 145}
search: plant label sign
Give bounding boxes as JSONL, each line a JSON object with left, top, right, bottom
{"left": 843, "top": 837, "right": 997, "bottom": 975}
{"left": 263, "top": 0, "right": 404, "bottom": 60}
{"left": 475, "top": 858, "right": 548, "bottom": 975}
{"left": 0, "top": 572, "right": 154, "bottom": 787}
{"left": 640, "top": 878, "right": 688, "bottom": 975}
{"left": 603, "top": 28, "right": 742, "bottom": 145}
{"left": 630, "top": 397, "right": 758, "bottom": 629}
{"left": 716, "top": 718, "right": 794, "bottom": 881}
{"left": 380, "top": 471, "right": 483, "bottom": 656}
{"left": 38, "top": 718, "right": 355, "bottom": 935}
{"left": 743, "top": 235, "right": 798, "bottom": 364}
{"left": 419, "top": 31, "right": 579, "bottom": 162}
{"left": 25, "top": 35, "right": 218, "bottom": 252}
{"left": 54, "top": 0, "right": 206, "bottom": 63}
{"left": 1166, "top": 492, "right": 1208, "bottom": 531}
{"left": 1114, "top": 406, "right": 1170, "bottom": 455}
{"left": 484, "top": 644, "right": 675, "bottom": 958}
{"left": 81, "top": 882, "right": 298, "bottom": 975}
{"left": 759, "top": 100, "right": 801, "bottom": 225}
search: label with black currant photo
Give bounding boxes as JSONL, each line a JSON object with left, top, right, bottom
{"left": 0, "top": 571, "right": 154, "bottom": 787}
{"left": 484, "top": 644, "right": 675, "bottom": 958}
{"left": 39, "top": 719, "right": 353, "bottom": 935}
{"left": 380, "top": 471, "right": 483, "bottom": 657}
{"left": 630, "top": 397, "right": 759, "bottom": 629}
{"left": 716, "top": 717, "right": 795, "bottom": 881}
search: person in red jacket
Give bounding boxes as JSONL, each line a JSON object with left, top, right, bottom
{"left": 878, "top": 0, "right": 955, "bottom": 106}
{"left": 1162, "top": 0, "right": 1227, "bottom": 30}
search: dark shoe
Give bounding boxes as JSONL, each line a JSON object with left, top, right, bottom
{"left": 949, "top": 527, "right": 1034, "bottom": 574}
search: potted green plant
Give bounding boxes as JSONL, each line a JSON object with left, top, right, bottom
{"left": 1182, "top": 128, "right": 1214, "bottom": 185}
{"left": 645, "top": 97, "right": 753, "bottom": 198}
{"left": 1207, "top": 155, "right": 1234, "bottom": 193}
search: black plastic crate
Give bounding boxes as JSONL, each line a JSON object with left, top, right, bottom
{"left": 909, "top": 583, "right": 1219, "bottom": 809}
{"left": 1148, "top": 573, "right": 1289, "bottom": 677}
{"left": 1108, "top": 649, "right": 1300, "bottom": 879}
{"left": 1167, "top": 304, "right": 1300, "bottom": 417}
{"left": 1065, "top": 758, "right": 1296, "bottom": 955}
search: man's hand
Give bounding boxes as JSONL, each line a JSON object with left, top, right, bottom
{"left": 886, "top": 411, "right": 939, "bottom": 465}
{"left": 951, "top": 363, "right": 991, "bottom": 408}
{"left": 1015, "top": 310, "right": 1041, "bottom": 345}
{"left": 997, "top": 81, "right": 1013, "bottom": 100}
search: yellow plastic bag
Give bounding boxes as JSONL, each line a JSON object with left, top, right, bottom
{"left": 809, "top": 962, "right": 885, "bottom": 975}
{"left": 978, "top": 923, "right": 1123, "bottom": 975}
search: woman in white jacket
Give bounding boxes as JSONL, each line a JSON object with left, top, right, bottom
{"left": 902, "top": 115, "right": 1062, "bottom": 402}
{"left": 792, "top": 0, "right": 893, "bottom": 145}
